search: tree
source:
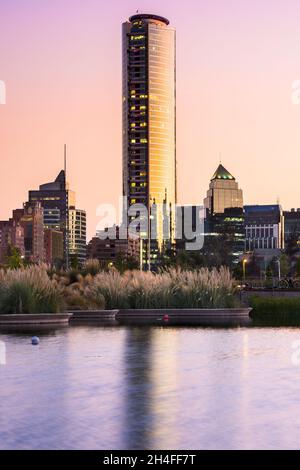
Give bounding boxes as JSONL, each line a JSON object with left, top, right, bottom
{"left": 266, "top": 263, "right": 273, "bottom": 278}
{"left": 279, "top": 254, "right": 290, "bottom": 277}
{"left": 114, "top": 253, "right": 139, "bottom": 273}
{"left": 296, "top": 258, "right": 300, "bottom": 277}
{"left": 5, "top": 245, "right": 22, "bottom": 269}
{"left": 70, "top": 254, "right": 79, "bottom": 270}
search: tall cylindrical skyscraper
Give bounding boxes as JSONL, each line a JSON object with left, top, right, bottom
{"left": 122, "top": 14, "right": 176, "bottom": 262}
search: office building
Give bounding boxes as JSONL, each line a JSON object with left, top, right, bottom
{"left": 284, "top": 209, "right": 300, "bottom": 248}
{"left": 175, "top": 205, "right": 204, "bottom": 252}
{"left": 204, "top": 164, "right": 244, "bottom": 264}
{"left": 28, "top": 168, "right": 86, "bottom": 267}
{"left": 12, "top": 202, "right": 44, "bottom": 263}
{"left": 29, "top": 169, "right": 73, "bottom": 266}
{"left": 204, "top": 164, "right": 243, "bottom": 214}
{"left": 244, "top": 205, "right": 284, "bottom": 252}
{"left": 122, "top": 13, "right": 176, "bottom": 264}
{"left": 87, "top": 225, "right": 140, "bottom": 265}
{"left": 44, "top": 228, "right": 64, "bottom": 266}
{"left": 69, "top": 207, "right": 87, "bottom": 266}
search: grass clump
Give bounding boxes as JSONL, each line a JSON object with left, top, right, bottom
{"left": 0, "top": 265, "right": 238, "bottom": 313}
{"left": 89, "top": 267, "right": 237, "bottom": 310}
{"left": 0, "top": 265, "right": 64, "bottom": 314}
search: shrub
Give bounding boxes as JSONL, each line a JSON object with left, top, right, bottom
{"left": 64, "top": 277, "right": 105, "bottom": 310}
{"left": 250, "top": 296, "right": 300, "bottom": 319}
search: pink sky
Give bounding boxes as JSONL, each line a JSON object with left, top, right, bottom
{"left": 1, "top": 0, "right": 300, "bottom": 240}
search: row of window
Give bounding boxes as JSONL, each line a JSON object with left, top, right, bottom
{"left": 245, "top": 239, "right": 279, "bottom": 250}
{"left": 246, "top": 227, "right": 275, "bottom": 238}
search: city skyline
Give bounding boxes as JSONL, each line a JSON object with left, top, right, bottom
{"left": 1, "top": 0, "right": 300, "bottom": 240}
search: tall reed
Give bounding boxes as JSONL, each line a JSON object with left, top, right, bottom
{"left": 0, "top": 265, "right": 64, "bottom": 314}
{"left": 89, "top": 267, "right": 236, "bottom": 309}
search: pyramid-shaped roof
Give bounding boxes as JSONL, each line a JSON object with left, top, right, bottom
{"left": 55, "top": 170, "right": 66, "bottom": 185}
{"left": 39, "top": 170, "right": 66, "bottom": 191}
{"left": 211, "top": 164, "right": 235, "bottom": 181}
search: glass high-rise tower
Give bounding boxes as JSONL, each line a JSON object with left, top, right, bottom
{"left": 122, "top": 14, "right": 176, "bottom": 261}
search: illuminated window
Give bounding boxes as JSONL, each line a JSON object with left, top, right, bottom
{"left": 140, "top": 105, "right": 146, "bottom": 110}
{"left": 130, "top": 106, "right": 136, "bottom": 110}
{"left": 140, "top": 122, "right": 147, "bottom": 127}
{"left": 140, "top": 138, "right": 147, "bottom": 144}
{"left": 131, "top": 139, "right": 136, "bottom": 143}
{"left": 131, "top": 123, "right": 136, "bottom": 127}
{"left": 131, "top": 199, "right": 136, "bottom": 204}
{"left": 130, "top": 35, "right": 145, "bottom": 41}
{"left": 131, "top": 183, "right": 136, "bottom": 187}
{"left": 42, "top": 197, "right": 61, "bottom": 201}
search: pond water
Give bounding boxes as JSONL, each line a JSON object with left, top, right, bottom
{"left": 1, "top": 324, "right": 300, "bottom": 449}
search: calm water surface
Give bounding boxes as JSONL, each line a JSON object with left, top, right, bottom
{"left": 1, "top": 324, "right": 300, "bottom": 449}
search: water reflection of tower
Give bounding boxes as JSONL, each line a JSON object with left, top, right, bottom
{"left": 123, "top": 327, "right": 179, "bottom": 449}
{"left": 122, "top": 328, "right": 153, "bottom": 449}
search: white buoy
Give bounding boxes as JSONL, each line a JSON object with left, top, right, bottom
{"left": 31, "top": 336, "right": 40, "bottom": 345}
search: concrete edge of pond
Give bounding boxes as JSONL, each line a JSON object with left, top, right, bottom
{"left": 115, "top": 308, "right": 252, "bottom": 325}
{"left": 0, "top": 313, "right": 72, "bottom": 325}
{"left": 0, "top": 308, "right": 252, "bottom": 326}
{"left": 116, "top": 308, "right": 251, "bottom": 318}
{"left": 69, "top": 310, "right": 118, "bottom": 324}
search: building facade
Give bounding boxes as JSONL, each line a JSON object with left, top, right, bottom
{"left": 244, "top": 205, "right": 284, "bottom": 252}
{"left": 204, "top": 165, "right": 244, "bottom": 264}
{"left": 122, "top": 13, "right": 176, "bottom": 263}
{"left": 204, "top": 207, "right": 245, "bottom": 265}
{"left": 29, "top": 170, "right": 74, "bottom": 266}
{"left": 28, "top": 169, "right": 86, "bottom": 267}
{"left": 87, "top": 226, "right": 140, "bottom": 266}
{"left": 0, "top": 220, "right": 25, "bottom": 264}
{"left": 44, "top": 228, "right": 64, "bottom": 266}
{"left": 284, "top": 209, "right": 300, "bottom": 248}
{"left": 12, "top": 202, "right": 44, "bottom": 263}
{"left": 204, "top": 164, "right": 243, "bottom": 214}
{"left": 69, "top": 207, "right": 87, "bottom": 266}
{"left": 175, "top": 205, "right": 204, "bottom": 252}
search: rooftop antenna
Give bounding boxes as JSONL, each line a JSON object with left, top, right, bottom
{"left": 219, "top": 152, "right": 222, "bottom": 164}
{"left": 64, "top": 143, "right": 67, "bottom": 185}
{"left": 64, "top": 143, "right": 69, "bottom": 270}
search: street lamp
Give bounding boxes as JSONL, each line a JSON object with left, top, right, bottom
{"left": 276, "top": 258, "right": 281, "bottom": 282}
{"left": 242, "top": 258, "right": 247, "bottom": 283}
